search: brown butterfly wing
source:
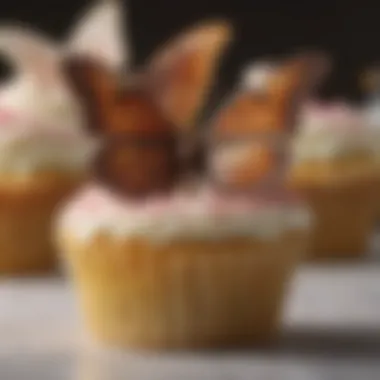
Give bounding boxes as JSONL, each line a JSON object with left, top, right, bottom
{"left": 96, "top": 134, "right": 180, "bottom": 197}
{"left": 115, "top": 90, "right": 175, "bottom": 134}
{"left": 209, "top": 91, "right": 284, "bottom": 191}
{"left": 212, "top": 93, "right": 279, "bottom": 136}
{"left": 63, "top": 57, "right": 117, "bottom": 134}
{"left": 210, "top": 134, "right": 288, "bottom": 193}
{"left": 63, "top": 57, "right": 180, "bottom": 198}
{"left": 267, "top": 51, "right": 331, "bottom": 131}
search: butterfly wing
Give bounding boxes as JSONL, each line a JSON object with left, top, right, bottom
{"left": 63, "top": 56, "right": 180, "bottom": 198}
{"left": 62, "top": 18, "right": 234, "bottom": 198}
{"left": 267, "top": 51, "right": 330, "bottom": 131}
{"left": 63, "top": 57, "right": 118, "bottom": 134}
{"left": 145, "top": 19, "right": 233, "bottom": 131}
{"left": 209, "top": 51, "right": 330, "bottom": 191}
{"left": 96, "top": 134, "right": 179, "bottom": 197}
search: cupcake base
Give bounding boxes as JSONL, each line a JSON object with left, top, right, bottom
{"left": 0, "top": 172, "right": 84, "bottom": 275}
{"left": 59, "top": 230, "right": 308, "bottom": 350}
{"left": 298, "top": 182, "right": 376, "bottom": 259}
{"left": 373, "top": 178, "right": 380, "bottom": 222}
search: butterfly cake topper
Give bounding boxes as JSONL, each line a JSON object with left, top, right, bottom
{"left": 64, "top": 12, "right": 233, "bottom": 198}
{"left": 63, "top": 2, "right": 330, "bottom": 199}
{"left": 209, "top": 52, "right": 330, "bottom": 193}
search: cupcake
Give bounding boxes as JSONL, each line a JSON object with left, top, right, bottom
{"left": 57, "top": 185, "right": 310, "bottom": 349}
{"left": 0, "top": 0, "right": 125, "bottom": 274}
{"left": 360, "top": 66, "right": 380, "bottom": 218}
{"left": 56, "top": 21, "right": 313, "bottom": 349}
{"left": 289, "top": 102, "right": 378, "bottom": 258}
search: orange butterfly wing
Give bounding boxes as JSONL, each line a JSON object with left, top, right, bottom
{"left": 209, "top": 92, "right": 284, "bottom": 191}
{"left": 147, "top": 20, "right": 233, "bottom": 131}
{"left": 210, "top": 52, "right": 329, "bottom": 191}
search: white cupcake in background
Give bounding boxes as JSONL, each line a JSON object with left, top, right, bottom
{"left": 0, "top": 0, "right": 126, "bottom": 274}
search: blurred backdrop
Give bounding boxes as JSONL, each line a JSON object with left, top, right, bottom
{"left": 0, "top": 0, "right": 379, "bottom": 102}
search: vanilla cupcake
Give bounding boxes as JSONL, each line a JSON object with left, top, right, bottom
{"left": 0, "top": 0, "right": 125, "bottom": 274}
{"left": 57, "top": 184, "right": 310, "bottom": 349}
{"left": 289, "top": 101, "right": 378, "bottom": 258}
{"left": 54, "top": 14, "right": 318, "bottom": 349}
{"left": 360, "top": 67, "right": 380, "bottom": 217}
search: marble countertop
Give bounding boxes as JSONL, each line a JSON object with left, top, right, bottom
{"left": 1, "top": 258, "right": 380, "bottom": 380}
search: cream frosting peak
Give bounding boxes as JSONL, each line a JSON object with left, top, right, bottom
{"left": 0, "top": 73, "right": 94, "bottom": 176}
{"left": 292, "top": 101, "right": 372, "bottom": 163}
{"left": 240, "top": 61, "right": 277, "bottom": 92}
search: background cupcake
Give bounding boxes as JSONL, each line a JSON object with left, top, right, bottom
{"left": 360, "top": 66, "right": 380, "bottom": 219}
{"left": 289, "top": 101, "right": 378, "bottom": 258}
{"left": 0, "top": 0, "right": 125, "bottom": 274}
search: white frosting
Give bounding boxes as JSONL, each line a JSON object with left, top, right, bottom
{"left": 58, "top": 184, "right": 312, "bottom": 244}
{"left": 0, "top": 75, "right": 79, "bottom": 128}
{"left": 240, "top": 61, "right": 277, "bottom": 92}
{"left": 292, "top": 102, "right": 372, "bottom": 163}
{"left": 0, "top": 124, "right": 95, "bottom": 175}
{"left": 0, "top": 75, "right": 95, "bottom": 176}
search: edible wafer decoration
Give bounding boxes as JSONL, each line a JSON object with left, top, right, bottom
{"left": 63, "top": 19, "right": 233, "bottom": 198}
{"left": 209, "top": 52, "right": 330, "bottom": 191}
{"left": 63, "top": 58, "right": 174, "bottom": 136}
{"left": 146, "top": 20, "right": 233, "bottom": 131}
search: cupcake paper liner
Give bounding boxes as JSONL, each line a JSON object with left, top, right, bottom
{"left": 0, "top": 172, "right": 84, "bottom": 275}
{"left": 58, "top": 230, "right": 309, "bottom": 350}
